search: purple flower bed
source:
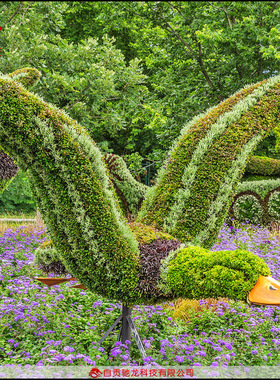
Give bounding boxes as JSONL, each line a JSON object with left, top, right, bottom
{"left": 0, "top": 223, "right": 280, "bottom": 368}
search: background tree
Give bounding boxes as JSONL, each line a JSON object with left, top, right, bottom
{"left": 61, "top": 1, "right": 280, "bottom": 158}
{"left": 0, "top": 1, "right": 166, "bottom": 167}
{"left": 1, "top": 0, "right": 280, "bottom": 183}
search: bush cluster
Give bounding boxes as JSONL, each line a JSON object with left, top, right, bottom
{"left": 138, "top": 80, "right": 265, "bottom": 229}
{"left": 8, "top": 67, "right": 41, "bottom": 88}
{"left": 228, "top": 181, "right": 280, "bottom": 225}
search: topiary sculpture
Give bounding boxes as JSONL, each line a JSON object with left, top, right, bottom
{"left": 1, "top": 69, "right": 280, "bottom": 308}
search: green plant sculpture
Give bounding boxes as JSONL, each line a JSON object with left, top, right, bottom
{"left": 1, "top": 69, "right": 280, "bottom": 307}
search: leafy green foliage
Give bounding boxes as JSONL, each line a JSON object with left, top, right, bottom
{"left": 103, "top": 154, "right": 147, "bottom": 217}
{"left": 8, "top": 67, "right": 41, "bottom": 88}
{"left": 61, "top": 1, "right": 280, "bottom": 158}
{"left": 128, "top": 222, "right": 174, "bottom": 245}
{"left": 138, "top": 80, "right": 263, "bottom": 229}
{"left": 236, "top": 179, "right": 280, "bottom": 200}
{"left": 139, "top": 76, "right": 280, "bottom": 248}
{"left": 2, "top": 1, "right": 280, "bottom": 171}
{"left": 0, "top": 5, "right": 166, "bottom": 162}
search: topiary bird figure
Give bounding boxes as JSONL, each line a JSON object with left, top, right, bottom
{"left": 1, "top": 69, "right": 280, "bottom": 307}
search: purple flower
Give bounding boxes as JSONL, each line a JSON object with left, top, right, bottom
{"left": 111, "top": 348, "right": 122, "bottom": 357}
{"left": 64, "top": 346, "right": 75, "bottom": 353}
{"left": 211, "top": 362, "right": 219, "bottom": 367}
{"left": 225, "top": 343, "right": 233, "bottom": 350}
{"left": 175, "top": 355, "right": 184, "bottom": 363}
{"left": 198, "top": 351, "right": 206, "bottom": 357}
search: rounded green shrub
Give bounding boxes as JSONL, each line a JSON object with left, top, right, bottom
{"left": 166, "top": 246, "right": 270, "bottom": 301}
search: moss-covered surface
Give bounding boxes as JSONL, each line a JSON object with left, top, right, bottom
{"left": 183, "top": 82, "right": 280, "bottom": 247}
{"left": 128, "top": 222, "right": 174, "bottom": 245}
{"left": 139, "top": 77, "right": 280, "bottom": 249}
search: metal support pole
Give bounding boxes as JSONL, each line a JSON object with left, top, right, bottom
{"left": 120, "top": 305, "right": 131, "bottom": 344}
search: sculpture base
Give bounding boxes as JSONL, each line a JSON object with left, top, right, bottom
{"left": 98, "top": 305, "right": 146, "bottom": 360}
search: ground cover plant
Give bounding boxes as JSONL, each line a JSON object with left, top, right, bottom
{"left": 1, "top": 223, "right": 280, "bottom": 370}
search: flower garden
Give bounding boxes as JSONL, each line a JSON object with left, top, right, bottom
{"left": 1, "top": 222, "right": 280, "bottom": 372}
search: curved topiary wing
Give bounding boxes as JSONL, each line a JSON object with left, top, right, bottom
{"left": 0, "top": 72, "right": 142, "bottom": 305}
{"left": 138, "top": 76, "right": 280, "bottom": 248}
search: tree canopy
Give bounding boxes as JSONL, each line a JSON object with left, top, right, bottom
{"left": 1, "top": 1, "right": 280, "bottom": 174}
